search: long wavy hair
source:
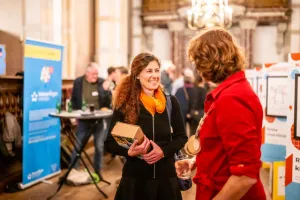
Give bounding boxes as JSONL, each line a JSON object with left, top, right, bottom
{"left": 113, "top": 52, "right": 161, "bottom": 124}
{"left": 187, "top": 28, "right": 246, "bottom": 83}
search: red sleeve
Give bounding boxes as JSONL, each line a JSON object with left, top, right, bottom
{"left": 216, "top": 95, "right": 262, "bottom": 179}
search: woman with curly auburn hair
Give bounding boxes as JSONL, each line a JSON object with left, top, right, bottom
{"left": 105, "top": 52, "right": 187, "bottom": 200}
{"left": 175, "top": 28, "right": 266, "bottom": 200}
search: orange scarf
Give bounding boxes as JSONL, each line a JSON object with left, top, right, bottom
{"left": 140, "top": 88, "right": 166, "bottom": 116}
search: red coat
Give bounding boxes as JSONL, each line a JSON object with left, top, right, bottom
{"left": 194, "top": 71, "right": 266, "bottom": 200}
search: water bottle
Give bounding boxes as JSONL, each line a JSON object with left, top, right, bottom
{"left": 67, "top": 100, "right": 73, "bottom": 113}
{"left": 56, "top": 100, "right": 61, "bottom": 114}
{"left": 82, "top": 98, "right": 87, "bottom": 111}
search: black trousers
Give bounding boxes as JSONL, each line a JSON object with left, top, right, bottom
{"left": 115, "top": 177, "right": 182, "bottom": 200}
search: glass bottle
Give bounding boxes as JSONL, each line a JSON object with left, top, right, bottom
{"left": 82, "top": 98, "right": 87, "bottom": 111}
{"left": 56, "top": 100, "right": 61, "bottom": 114}
{"left": 67, "top": 100, "right": 72, "bottom": 113}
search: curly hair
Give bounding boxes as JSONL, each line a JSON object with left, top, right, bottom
{"left": 113, "top": 52, "right": 161, "bottom": 124}
{"left": 187, "top": 28, "right": 246, "bottom": 83}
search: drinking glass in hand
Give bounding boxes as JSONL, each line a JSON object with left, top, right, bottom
{"left": 175, "top": 154, "right": 192, "bottom": 180}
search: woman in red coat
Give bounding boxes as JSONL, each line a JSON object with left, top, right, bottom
{"left": 175, "top": 28, "right": 266, "bottom": 200}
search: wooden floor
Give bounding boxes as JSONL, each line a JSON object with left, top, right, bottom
{"left": 0, "top": 154, "right": 272, "bottom": 200}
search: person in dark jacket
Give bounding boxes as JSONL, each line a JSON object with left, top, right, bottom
{"left": 115, "top": 66, "right": 129, "bottom": 85}
{"left": 188, "top": 75, "right": 207, "bottom": 135}
{"left": 161, "top": 64, "right": 175, "bottom": 95}
{"left": 71, "top": 62, "right": 112, "bottom": 178}
{"left": 175, "top": 73, "right": 195, "bottom": 128}
{"left": 105, "top": 53, "right": 187, "bottom": 200}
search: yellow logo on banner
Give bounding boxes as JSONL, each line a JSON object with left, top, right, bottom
{"left": 24, "top": 44, "right": 61, "bottom": 61}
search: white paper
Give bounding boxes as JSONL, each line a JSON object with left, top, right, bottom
{"left": 266, "top": 76, "right": 288, "bottom": 117}
{"left": 92, "top": 91, "right": 99, "bottom": 96}
{"left": 265, "top": 123, "right": 287, "bottom": 145}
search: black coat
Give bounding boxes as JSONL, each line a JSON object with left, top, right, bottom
{"left": 191, "top": 86, "right": 206, "bottom": 112}
{"left": 71, "top": 76, "right": 112, "bottom": 110}
{"left": 105, "top": 95, "right": 187, "bottom": 179}
{"left": 175, "top": 86, "right": 194, "bottom": 120}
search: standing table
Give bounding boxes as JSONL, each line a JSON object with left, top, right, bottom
{"left": 47, "top": 110, "right": 113, "bottom": 199}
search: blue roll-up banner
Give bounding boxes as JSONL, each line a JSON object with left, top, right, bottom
{"left": 20, "top": 39, "right": 63, "bottom": 188}
{"left": 0, "top": 44, "right": 6, "bottom": 75}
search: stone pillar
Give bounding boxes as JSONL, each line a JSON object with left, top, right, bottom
{"left": 24, "top": 0, "right": 43, "bottom": 39}
{"left": 95, "top": 0, "right": 129, "bottom": 78}
{"left": 167, "top": 21, "right": 185, "bottom": 74}
{"left": 183, "top": 28, "right": 197, "bottom": 69}
{"left": 62, "top": 0, "right": 76, "bottom": 79}
{"left": 229, "top": 26, "right": 242, "bottom": 45}
{"left": 130, "top": 0, "right": 143, "bottom": 62}
{"left": 24, "top": 0, "right": 68, "bottom": 76}
{"left": 290, "top": 0, "right": 300, "bottom": 53}
{"left": 239, "top": 19, "right": 257, "bottom": 69}
{"left": 276, "top": 22, "right": 288, "bottom": 55}
{"left": 24, "top": 0, "right": 62, "bottom": 42}
{"left": 152, "top": 28, "right": 172, "bottom": 61}
{"left": 52, "top": 0, "right": 62, "bottom": 44}
{"left": 142, "top": 26, "right": 153, "bottom": 52}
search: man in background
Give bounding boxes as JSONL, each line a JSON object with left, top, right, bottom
{"left": 71, "top": 62, "right": 112, "bottom": 179}
{"left": 115, "top": 66, "right": 128, "bottom": 85}
{"left": 172, "top": 68, "right": 193, "bottom": 95}
{"left": 161, "top": 63, "right": 176, "bottom": 94}
{"left": 107, "top": 66, "right": 118, "bottom": 91}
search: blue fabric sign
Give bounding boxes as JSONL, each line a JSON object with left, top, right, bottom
{"left": 21, "top": 39, "right": 63, "bottom": 187}
{"left": 0, "top": 45, "right": 6, "bottom": 75}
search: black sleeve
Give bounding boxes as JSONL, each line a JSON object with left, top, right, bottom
{"left": 174, "top": 89, "right": 180, "bottom": 100}
{"left": 191, "top": 87, "right": 206, "bottom": 110}
{"left": 98, "top": 79, "right": 112, "bottom": 109}
{"left": 190, "top": 87, "right": 198, "bottom": 110}
{"left": 161, "top": 96, "right": 187, "bottom": 157}
{"left": 71, "top": 80, "right": 78, "bottom": 110}
{"left": 198, "top": 87, "right": 207, "bottom": 109}
{"left": 104, "top": 109, "right": 129, "bottom": 157}
{"left": 99, "top": 89, "right": 112, "bottom": 108}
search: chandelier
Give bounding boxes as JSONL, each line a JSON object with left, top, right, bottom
{"left": 187, "top": 0, "right": 233, "bottom": 30}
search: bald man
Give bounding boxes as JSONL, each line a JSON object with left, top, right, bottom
{"left": 71, "top": 62, "right": 111, "bottom": 179}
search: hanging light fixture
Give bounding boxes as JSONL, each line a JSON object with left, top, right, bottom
{"left": 187, "top": 0, "right": 233, "bottom": 30}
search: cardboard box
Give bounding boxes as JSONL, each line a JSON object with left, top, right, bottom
{"left": 111, "top": 122, "right": 144, "bottom": 149}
